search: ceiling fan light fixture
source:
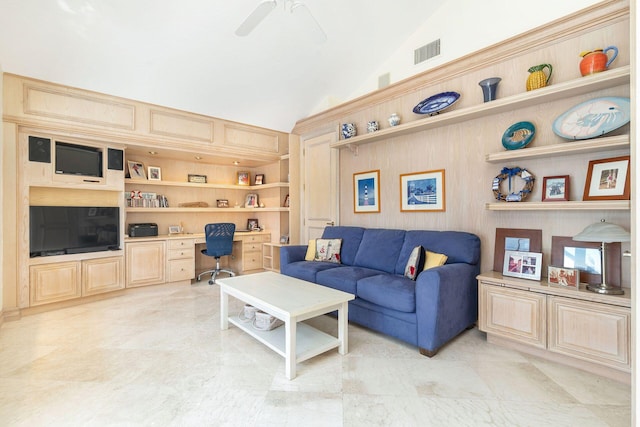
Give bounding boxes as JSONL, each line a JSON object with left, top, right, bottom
{"left": 235, "top": 0, "right": 277, "bottom": 37}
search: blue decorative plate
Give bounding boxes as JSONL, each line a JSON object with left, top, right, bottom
{"left": 552, "top": 97, "right": 630, "bottom": 140}
{"left": 413, "top": 91, "right": 460, "bottom": 115}
{"left": 502, "top": 121, "right": 536, "bottom": 150}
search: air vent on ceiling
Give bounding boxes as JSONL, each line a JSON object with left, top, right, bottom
{"left": 414, "top": 39, "right": 440, "bottom": 65}
{"left": 378, "top": 73, "right": 391, "bottom": 89}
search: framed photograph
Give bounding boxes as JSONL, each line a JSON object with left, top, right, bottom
{"left": 247, "top": 218, "right": 259, "bottom": 231}
{"left": 280, "top": 235, "right": 289, "bottom": 244}
{"left": 168, "top": 225, "right": 181, "bottom": 234}
{"left": 353, "top": 170, "right": 380, "bottom": 213}
{"left": 238, "top": 171, "right": 250, "bottom": 186}
{"left": 503, "top": 251, "right": 542, "bottom": 281}
{"left": 216, "top": 199, "right": 229, "bottom": 208}
{"left": 493, "top": 228, "right": 542, "bottom": 273}
{"left": 245, "top": 193, "right": 258, "bottom": 208}
{"left": 127, "top": 160, "right": 146, "bottom": 180}
{"left": 542, "top": 175, "right": 569, "bottom": 202}
{"left": 582, "top": 155, "right": 630, "bottom": 201}
{"left": 147, "top": 166, "right": 161, "bottom": 181}
{"left": 188, "top": 174, "right": 207, "bottom": 183}
{"left": 283, "top": 194, "right": 290, "bottom": 208}
{"left": 548, "top": 265, "right": 580, "bottom": 289}
{"left": 551, "top": 236, "right": 621, "bottom": 286}
{"left": 400, "top": 169, "right": 445, "bottom": 212}
{"left": 254, "top": 174, "right": 265, "bottom": 185}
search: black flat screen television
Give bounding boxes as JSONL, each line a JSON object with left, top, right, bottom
{"left": 30, "top": 206, "right": 120, "bottom": 257}
{"left": 55, "top": 141, "right": 103, "bottom": 177}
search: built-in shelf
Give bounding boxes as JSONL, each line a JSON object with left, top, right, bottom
{"left": 124, "top": 179, "right": 289, "bottom": 190}
{"left": 485, "top": 200, "right": 630, "bottom": 211}
{"left": 126, "top": 207, "right": 289, "bottom": 213}
{"left": 485, "top": 135, "right": 630, "bottom": 163}
{"left": 331, "top": 66, "right": 630, "bottom": 150}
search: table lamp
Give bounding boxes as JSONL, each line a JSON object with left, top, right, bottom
{"left": 573, "top": 219, "right": 630, "bottom": 295}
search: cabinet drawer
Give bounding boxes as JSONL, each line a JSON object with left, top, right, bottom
{"left": 479, "top": 283, "right": 546, "bottom": 348}
{"left": 168, "top": 259, "right": 195, "bottom": 282}
{"left": 548, "top": 296, "right": 630, "bottom": 371}
{"left": 243, "top": 254, "right": 263, "bottom": 271}
{"left": 244, "top": 234, "right": 270, "bottom": 243}
{"left": 167, "top": 247, "right": 194, "bottom": 260}
{"left": 168, "top": 239, "right": 194, "bottom": 250}
{"left": 243, "top": 243, "right": 263, "bottom": 253}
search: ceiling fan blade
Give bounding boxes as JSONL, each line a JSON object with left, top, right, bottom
{"left": 290, "top": 2, "right": 326, "bottom": 43}
{"left": 235, "top": 1, "right": 277, "bottom": 36}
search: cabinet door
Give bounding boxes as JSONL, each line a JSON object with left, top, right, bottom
{"left": 167, "top": 259, "right": 195, "bottom": 282}
{"left": 548, "top": 296, "right": 630, "bottom": 371}
{"left": 82, "top": 256, "right": 125, "bottom": 296}
{"left": 30, "top": 262, "right": 81, "bottom": 306}
{"left": 126, "top": 241, "right": 166, "bottom": 287}
{"left": 479, "top": 282, "right": 546, "bottom": 348}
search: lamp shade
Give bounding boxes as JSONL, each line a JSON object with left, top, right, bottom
{"left": 573, "top": 219, "right": 630, "bottom": 243}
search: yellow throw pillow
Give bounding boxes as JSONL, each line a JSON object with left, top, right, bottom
{"left": 423, "top": 250, "right": 448, "bottom": 270}
{"left": 305, "top": 239, "right": 316, "bottom": 261}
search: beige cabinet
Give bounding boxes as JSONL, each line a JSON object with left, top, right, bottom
{"left": 478, "top": 272, "right": 631, "bottom": 381}
{"left": 232, "top": 233, "right": 270, "bottom": 273}
{"left": 30, "top": 261, "right": 82, "bottom": 306}
{"left": 166, "top": 238, "right": 195, "bottom": 282}
{"left": 82, "top": 256, "right": 125, "bottom": 296}
{"left": 126, "top": 240, "right": 166, "bottom": 287}
{"left": 263, "top": 243, "right": 284, "bottom": 272}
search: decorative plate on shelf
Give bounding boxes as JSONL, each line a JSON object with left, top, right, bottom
{"left": 501, "top": 121, "right": 536, "bottom": 150}
{"left": 412, "top": 91, "right": 460, "bottom": 115}
{"left": 552, "top": 96, "right": 630, "bottom": 140}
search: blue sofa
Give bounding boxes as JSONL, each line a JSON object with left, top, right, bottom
{"left": 280, "top": 226, "right": 481, "bottom": 356}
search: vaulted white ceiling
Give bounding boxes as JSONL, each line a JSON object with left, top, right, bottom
{"left": 0, "top": 0, "right": 447, "bottom": 132}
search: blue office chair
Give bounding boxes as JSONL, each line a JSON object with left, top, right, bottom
{"left": 197, "top": 223, "right": 236, "bottom": 285}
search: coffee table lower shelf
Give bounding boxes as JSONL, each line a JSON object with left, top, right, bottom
{"left": 228, "top": 315, "right": 340, "bottom": 363}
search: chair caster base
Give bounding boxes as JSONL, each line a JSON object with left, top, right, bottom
{"left": 208, "top": 280, "right": 214, "bottom": 285}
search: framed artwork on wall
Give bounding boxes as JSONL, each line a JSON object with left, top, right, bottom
{"left": 493, "top": 228, "right": 542, "bottom": 273}
{"left": 582, "top": 155, "right": 630, "bottom": 201}
{"left": 551, "top": 236, "right": 621, "bottom": 286}
{"left": 542, "top": 175, "right": 569, "bottom": 202}
{"left": 399, "top": 169, "right": 445, "bottom": 212}
{"left": 353, "top": 170, "right": 380, "bottom": 213}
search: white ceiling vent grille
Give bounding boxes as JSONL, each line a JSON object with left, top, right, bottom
{"left": 414, "top": 39, "right": 440, "bottom": 65}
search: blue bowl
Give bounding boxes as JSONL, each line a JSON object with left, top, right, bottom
{"left": 502, "top": 121, "right": 535, "bottom": 150}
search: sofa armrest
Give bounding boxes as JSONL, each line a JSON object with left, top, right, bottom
{"left": 280, "top": 245, "right": 308, "bottom": 267}
{"left": 414, "top": 263, "right": 479, "bottom": 353}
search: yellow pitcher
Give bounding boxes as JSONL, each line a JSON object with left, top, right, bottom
{"left": 526, "top": 64, "right": 552, "bottom": 91}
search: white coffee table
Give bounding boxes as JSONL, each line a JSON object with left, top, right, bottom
{"left": 217, "top": 271, "right": 355, "bottom": 379}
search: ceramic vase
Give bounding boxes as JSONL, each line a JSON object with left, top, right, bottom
{"left": 367, "top": 121, "right": 379, "bottom": 133}
{"left": 388, "top": 113, "right": 401, "bottom": 127}
{"left": 479, "top": 77, "right": 501, "bottom": 102}
{"left": 341, "top": 123, "right": 357, "bottom": 139}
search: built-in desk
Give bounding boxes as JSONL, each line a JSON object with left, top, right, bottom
{"left": 124, "top": 231, "right": 271, "bottom": 287}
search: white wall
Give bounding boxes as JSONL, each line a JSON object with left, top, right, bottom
{"left": 313, "top": 0, "right": 602, "bottom": 113}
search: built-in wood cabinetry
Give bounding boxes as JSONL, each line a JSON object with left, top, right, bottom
{"left": 478, "top": 272, "right": 630, "bottom": 383}
{"left": 125, "top": 240, "right": 166, "bottom": 287}
{"left": 263, "top": 243, "right": 285, "bottom": 272}
{"left": 166, "top": 239, "right": 196, "bottom": 283}
{"left": 82, "top": 257, "right": 125, "bottom": 297}
{"left": 231, "top": 233, "right": 271, "bottom": 273}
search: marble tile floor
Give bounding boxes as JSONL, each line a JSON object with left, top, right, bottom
{"left": 0, "top": 280, "right": 631, "bottom": 427}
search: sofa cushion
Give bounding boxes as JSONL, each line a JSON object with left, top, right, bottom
{"left": 280, "top": 261, "right": 342, "bottom": 283}
{"left": 356, "top": 274, "right": 416, "bottom": 313}
{"left": 321, "top": 226, "right": 365, "bottom": 266}
{"left": 404, "top": 245, "right": 425, "bottom": 280}
{"left": 424, "top": 250, "right": 448, "bottom": 270}
{"left": 314, "top": 238, "right": 342, "bottom": 263}
{"left": 316, "top": 266, "right": 381, "bottom": 294}
{"left": 353, "top": 228, "right": 406, "bottom": 274}
{"left": 305, "top": 239, "right": 316, "bottom": 261}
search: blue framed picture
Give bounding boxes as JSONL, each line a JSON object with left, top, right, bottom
{"left": 353, "top": 170, "right": 380, "bottom": 213}
{"left": 400, "top": 169, "right": 445, "bottom": 212}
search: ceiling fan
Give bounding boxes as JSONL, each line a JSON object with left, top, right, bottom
{"left": 235, "top": 0, "right": 327, "bottom": 43}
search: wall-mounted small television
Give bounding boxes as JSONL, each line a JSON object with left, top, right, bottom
{"left": 30, "top": 206, "right": 120, "bottom": 257}
{"left": 55, "top": 141, "right": 103, "bottom": 177}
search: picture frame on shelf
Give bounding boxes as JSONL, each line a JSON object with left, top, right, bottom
{"left": 247, "top": 218, "right": 259, "bottom": 231}
{"left": 245, "top": 193, "right": 258, "bottom": 208}
{"left": 493, "top": 228, "right": 542, "bottom": 273}
{"left": 583, "top": 155, "right": 630, "bottom": 201}
{"left": 353, "top": 170, "right": 380, "bottom": 213}
{"left": 147, "top": 166, "right": 161, "bottom": 181}
{"left": 127, "top": 161, "right": 146, "bottom": 180}
{"left": 238, "top": 171, "right": 250, "bottom": 186}
{"left": 216, "top": 199, "right": 229, "bottom": 208}
{"left": 503, "top": 250, "right": 542, "bottom": 281}
{"left": 188, "top": 174, "right": 207, "bottom": 183}
{"left": 400, "top": 169, "right": 445, "bottom": 212}
{"left": 551, "top": 236, "right": 621, "bottom": 286}
{"left": 280, "top": 235, "right": 289, "bottom": 244}
{"left": 548, "top": 265, "right": 580, "bottom": 289}
{"left": 254, "top": 174, "right": 265, "bottom": 185}
{"left": 168, "top": 225, "right": 181, "bottom": 234}
{"left": 542, "top": 175, "right": 569, "bottom": 202}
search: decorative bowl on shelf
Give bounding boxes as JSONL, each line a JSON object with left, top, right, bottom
{"left": 501, "top": 121, "right": 536, "bottom": 150}
{"left": 412, "top": 91, "right": 460, "bottom": 115}
{"left": 552, "top": 96, "right": 630, "bottom": 140}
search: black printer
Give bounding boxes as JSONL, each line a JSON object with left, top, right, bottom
{"left": 128, "top": 223, "right": 158, "bottom": 237}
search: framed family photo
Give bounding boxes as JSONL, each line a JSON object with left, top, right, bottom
{"left": 254, "top": 174, "right": 265, "bottom": 185}
{"left": 399, "top": 169, "right": 445, "bottom": 212}
{"left": 548, "top": 265, "right": 580, "bottom": 289}
{"left": 237, "top": 171, "right": 250, "bottom": 186}
{"left": 503, "top": 251, "right": 542, "bottom": 281}
{"left": 493, "top": 228, "right": 542, "bottom": 273}
{"left": 247, "top": 218, "right": 259, "bottom": 231}
{"left": 127, "top": 161, "right": 146, "bottom": 180}
{"left": 542, "top": 175, "right": 569, "bottom": 202}
{"left": 582, "top": 155, "right": 630, "bottom": 201}
{"left": 245, "top": 193, "right": 258, "bottom": 208}
{"left": 353, "top": 170, "right": 380, "bottom": 213}
{"left": 147, "top": 166, "right": 161, "bottom": 181}
{"left": 551, "top": 236, "right": 621, "bottom": 286}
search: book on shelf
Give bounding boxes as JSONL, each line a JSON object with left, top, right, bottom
{"left": 125, "top": 191, "right": 168, "bottom": 208}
